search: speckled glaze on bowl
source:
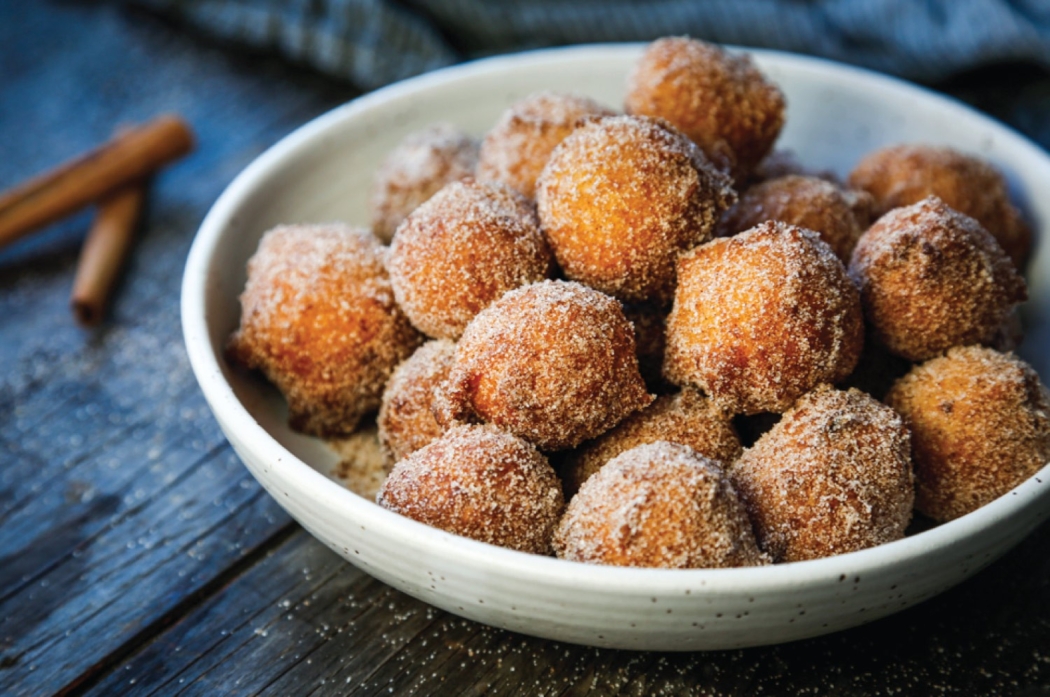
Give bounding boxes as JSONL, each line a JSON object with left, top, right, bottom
{"left": 182, "top": 45, "right": 1050, "bottom": 651}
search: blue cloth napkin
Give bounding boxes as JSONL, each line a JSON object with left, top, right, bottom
{"left": 132, "top": 0, "right": 1050, "bottom": 90}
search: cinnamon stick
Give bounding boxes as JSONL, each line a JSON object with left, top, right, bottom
{"left": 0, "top": 115, "right": 193, "bottom": 250}
{"left": 70, "top": 183, "right": 146, "bottom": 326}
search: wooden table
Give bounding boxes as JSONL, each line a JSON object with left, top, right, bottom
{"left": 2, "top": 4, "right": 1049, "bottom": 695}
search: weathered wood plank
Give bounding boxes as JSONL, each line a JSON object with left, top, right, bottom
{"left": 0, "top": 450, "right": 292, "bottom": 696}
{"left": 79, "top": 518, "right": 1050, "bottom": 696}
{"left": 4, "top": 2, "right": 1050, "bottom": 696}
{"left": 80, "top": 532, "right": 385, "bottom": 696}
{"left": 0, "top": 2, "right": 354, "bottom": 695}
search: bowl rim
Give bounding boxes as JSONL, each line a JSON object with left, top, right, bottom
{"left": 182, "top": 42, "right": 1050, "bottom": 594}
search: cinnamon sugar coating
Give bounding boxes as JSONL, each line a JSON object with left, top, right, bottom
{"left": 848, "top": 197, "right": 1027, "bottom": 362}
{"left": 885, "top": 346, "right": 1050, "bottom": 522}
{"left": 560, "top": 388, "right": 742, "bottom": 498}
{"left": 377, "top": 424, "right": 564, "bottom": 554}
{"left": 730, "top": 385, "right": 914, "bottom": 562}
{"left": 227, "top": 224, "right": 422, "bottom": 437}
{"left": 377, "top": 339, "right": 456, "bottom": 467}
{"left": 553, "top": 441, "right": 768, "bottom": 568}
{"left": 388, "top": 178, "right": 553, "bottom": 340}
{"left": 476, "top": 91, "right": 615, "bottom": 198}
{"left": 625, "top": 37, "right": 785, "bottom": 180}
{"left": 536, "top": 114, "right": 735, "bottom": 304}
{"left": 441, "top": 280, "right": 653, "bottom": 451}
{"left": 369, "top": 123, "right": 479, "bottom": 243}
{"left": 717, "top": 175, "right": 872, "bottom": 262}
{"left": 664, "top": 221, "right": 864, "bottom": 415}
{"left": 848, "top": 144, "right": 1031, "bottom": 267}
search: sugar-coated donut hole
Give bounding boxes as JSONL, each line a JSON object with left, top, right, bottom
{"left": 378, "top": 424, "right": 565, "bottom": 554}
{"left": 730, "top": 385, "right": 915, "bottom": 562}
{"left": 717, "top": 175, "right": 872, "bottom": 262}
{"left": 554, "top": 441, "right": 769, "bottom": 568}
{"left": 537, "top": 114, "right": 735, "bottom": 303}
{"left": 476, "top": 91, "right": 615, "bottom": 198}
{"left": 559, "top": 388, "right": 741, "bottom": 498}
{"left": 388, "top": 178, "right": 554, "bottom": 340}
{"left": 227, "top": 224, "right": 422, "bottom": 437}
{"left": 664, "top": 221, "right": 864, "bottom": 415}
{"left": 849, "top": 143, "right": 1032, "bottom": 267}
{"left": 441, "top": 280, "right": 653, "bottom": 452}
{"left": 625, "top": 36, "right": 786, "bottom": 181}
{"left": 369, "top": 123, "right": 479, "bottom": 243}
{"left": 848, "top": 196, "right": 1027, "bottom": 362}
{"left": 377, "top": 339, "right": 456, "bottom": 467}
{"left": 886, "top": 346, "right": 1050, "bottom": 522}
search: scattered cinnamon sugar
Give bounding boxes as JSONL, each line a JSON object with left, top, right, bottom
{"left": 625, "top": 36, "right": 785, "bottom": 180}
{"left": 560, "top": 388, "right": 742, "bottom": 497}
{"left": 553, "top": 441, "right": 769, "bottom": 568}
{"left": 536, "top": 114, "right": 735, "bottom": 303}
{"left": 664, "top": 221, "right": 864, "bottom": 415}
{"left": 848, "top": 196, "right": 1027, "bottom": 361}
{"left": 885, "top": 346, "right": 1050, "bottom": 522}
{"left": 227, "top": 223, "right": 421, "bottom": 437}
{"left": 388, "top": 178, "right": 553, "bottom": 340}
{"left": 377, "top": 339, "right": 456, "bottom": 466}
{"left": 730, "top": 385, "right": 915, "bottom": 562}
{"left": 476, "top": 91, "right": 615, "bottom": 198}
{"left": 848, "top": 143, "right": 1031, "bottom": 267}
{"left": 369, "top": 123, "right": 479, "bottom": 243}
{"left": 441, "top": 280, "right": 653, "bottom": 451}
{"left": 330, "top": 422, "right": 388, "bottom": 500}
{"left": 377, "top": 424, "right": 564, "bottom": 554}
{"left": 716, "top": 174, "right": 869, "bottom": 262}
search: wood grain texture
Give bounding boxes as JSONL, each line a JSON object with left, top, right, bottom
{"left": 0, "top": 3, "right": 353, "bottom": 695}
{"left": 2, "top": 2, "right": 1049, "bottom": 696}
{"left": 81, "top": 519, "right": 1050, "bottom": 696}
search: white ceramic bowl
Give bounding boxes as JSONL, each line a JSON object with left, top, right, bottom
{"left": 182, "top": 45, "right": 1050, "bottom": 651}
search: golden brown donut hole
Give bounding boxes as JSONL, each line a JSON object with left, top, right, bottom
{"left": 717, "top": 174, "right": 871, "bottom": 262}
{"left": 476, "top": 91, "right": 615, "bottom": 198}
{"left": 227, "top": 224, "right": 422, "bottom": 437}
{"left": 377, "top": 424, "right": 564, "bottom": 554}
{"left": 664, "top": 221, "right": 864, "bottom": 415}
{"left": 885, "top": 346, "right": 1050, "bottom": 522}
{"left": 848, "top": 144, "right": 1031, "bottom": 267}
{"left": 730, "top": 385, "right": 914, "bottom": 562}
{"left": 537, "top": 114, "right": 735, "bottom": 304}
{"left": 848, "top": 196, "right": 1026, "bottom": 362}
{"left": 559, "top": 388, "right": 741, "bottom": 498}
{"left": 441, "top": 280, "right": 653, "bottom": 451}
{"left": 369, "top": 123, "right": 479, "bottom": 243}
{"left": 554, "top": 441, "right": 768, "bottom": 568}
{"left": 625, "top": 36, "right": 786, "bottom": 180}
{"left": 388, "top": 178, "right": 553, "bottom": 340}
{"left": 377, "top": 339, "right": 456, "bottom": 467}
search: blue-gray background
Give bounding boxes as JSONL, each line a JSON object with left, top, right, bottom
{"left": 131, "top": 0, "right": 1050, "bottom": 90}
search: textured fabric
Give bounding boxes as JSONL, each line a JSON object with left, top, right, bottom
{"left": 131, "top": 0, "right": 1050, "bottom": 90}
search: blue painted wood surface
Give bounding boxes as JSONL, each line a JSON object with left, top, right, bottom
{"left": 1, "top": 3, "right": 1049, "bottom": 695}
